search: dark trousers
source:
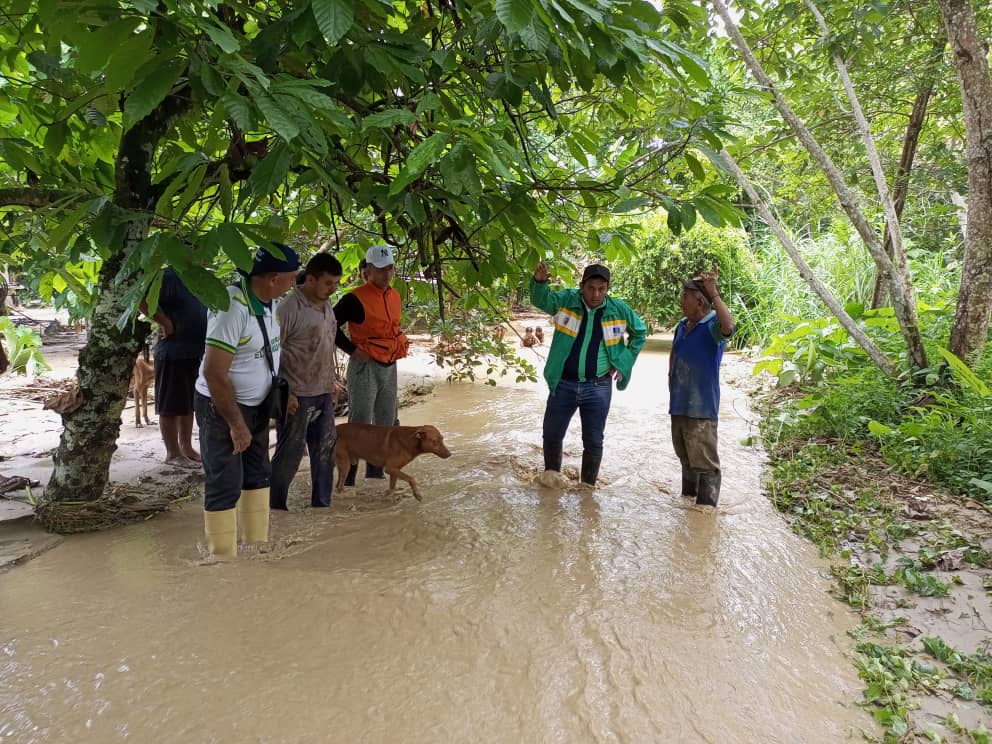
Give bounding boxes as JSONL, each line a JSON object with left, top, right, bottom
{"left": 542, "top": 377, "right": 613, "bottom": 458}
{"left": 194, "top": 392, "right": 271, "bottom": 512}
{"left": 270, "top": 394, "right": 336, "bottom": 508}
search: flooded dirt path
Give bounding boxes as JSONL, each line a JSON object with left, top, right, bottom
{"left": 0, "top": 350, "right": 875, "bottom": 742}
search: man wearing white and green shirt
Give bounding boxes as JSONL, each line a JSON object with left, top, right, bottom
{"left": 194, "top": 244, "right": 299, "bottom": 556}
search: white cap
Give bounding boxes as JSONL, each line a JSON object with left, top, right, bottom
{"left": 366, "top": 245, "right": 395, "bottom": 268}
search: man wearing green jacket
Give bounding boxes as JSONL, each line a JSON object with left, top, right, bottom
{"left": 530, "top": 261, "right": 648, "bottom": 486}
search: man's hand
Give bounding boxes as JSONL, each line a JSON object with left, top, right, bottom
{"left": 352, "top": 347, "right": 372, "bottom": 364}
{"left": 609, "top": 367, "right": 624, "bottom": 383}
{"left": 287, "top": 393, "right": 299, "bottom": 417}
{"left": 700, "top": 263, "right": 720, "bottom": 300}
{"left": 533, "top": 261, "right": 551, "bottom": 282}
{"left": 229, "top": 420, "right": 252, "bottom": 454}
{"left": 159, "top": 315, "right": 175, "bottom": 337}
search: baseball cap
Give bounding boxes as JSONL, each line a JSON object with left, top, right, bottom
{"left": 581, "top": 264, "right": 611, "bottom": 283}
{"left": 366, "top": 245, "right": 395, "bottom": 268}
{"left": 682, "top": 277, "right": 712, "bottom": 303}
{"left": 248, "top": 242, "right": 300, "bottom": 277}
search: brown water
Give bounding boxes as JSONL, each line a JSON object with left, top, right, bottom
{"left": 0, "top": 352, "right": 874, "bottom": 742}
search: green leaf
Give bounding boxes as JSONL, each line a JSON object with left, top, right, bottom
{"left": 362, "top": 108, "right": 417, "bottom": 131}
{"left": 247, "top": 142, "right": 292, "bottom": 197}
{"left": 201, "top": 21, "right": 241, "bottom": 54}
{"left": 495, "top": 0, "right": 534, "bottom": 32}
{"left": 216, "top": 222, "right": 253, "bottom": 271}
{"left": 175, "top": 263, "right": 230, "bottom": 311}
{"left": 390, "top": 133, "right": 449, "bottom": 195}
{"left": 935, "top": 346, "right": 991, "bottom": 397}
{"left": 175, "top": 162, "right": 208, "bottom": 217}
{"left": 220, "top": 92, "right": 253, "bottom": 132}
{"left": 145, "top": 268, "right": 164, "bottom": 316}
{"left": 76, "top": 19, "right": 141, "bottom": 74}
{"left": 311, "top": 0, "right": 354, "bottom": 45}
{"left": 612, "top": 196, "right": 650, "bottom": 213}
{"left": 868, "top": 420, "right": 893, "bottom": 436}
{"left": 104, "top": 29, "right": 155, "bottom": 91}
{"left": 685, "top": 152, "right": 705, "bottom": 180}
{"left": 44, "top": 121, "right": 67, "bottom": 157}
{"left": 218, "top": 163, "right": 233, "bottom": 220}
{"left": 519, "top": 18, "right": 551, "bottom": 51}
{"left": 123, "top": 58, "right": 187, "bottom": 132}
{"left": 255, "top": 92, "right": 300, "bottom": 141}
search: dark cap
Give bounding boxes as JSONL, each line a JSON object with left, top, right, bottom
{"left": 248, "top": 242, "right": 300, "bottom": 277}
{"left": 581, "top": 264, "right": 611, "bottom": 283}
{"left": 682, "top": 277, "right": 712, "bottom": 303}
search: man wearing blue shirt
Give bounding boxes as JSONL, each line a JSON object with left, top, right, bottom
{"left": 669, "top": 266, "right": 735, "bottom": 507}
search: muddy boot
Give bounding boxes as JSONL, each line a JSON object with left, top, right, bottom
{"left": 365, "top": 464, "right": 384, "bottom": 479}
{"left": 681, "top": 467, "right": 698, "bottom": 498}
{"left": 203, "top": 508, "right": 237, "bottom": 557}
{"left": 580, "top": 452, "right": 602, "bottom": 486}
{"left": 344, "top": 463, "right": 358, "bottom": 486}
{"left": 695, "top": 470, "right": 721, "bottom": 507}
{"left": 237, "top": 488, "right": 270, "bottom": 544}
{"left": 543, "top": 444, "right": 562, "bottom": 472}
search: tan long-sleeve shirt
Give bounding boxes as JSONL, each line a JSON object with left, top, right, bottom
{"left": 276, "top": 287, "right": 337, "bottom": 397}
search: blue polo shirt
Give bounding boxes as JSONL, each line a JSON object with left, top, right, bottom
{"left": 669, "top": 311, "right": 731, "bottom": 420}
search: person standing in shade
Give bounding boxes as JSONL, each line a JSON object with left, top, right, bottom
{"left": 333, "top": 245, "right": 409, "bottom": 485}
{"left": 144, "top": 268, "right": 207, "bottom": 469}
{"left": 194, "top": 244, "right": 299, "bottom": 556}
{"left": 531, "top": 261, "right": 647, "bottom": 486}
{"left": 269, "top": 253, "right": 343, "bottom": 510}
{"left": 669, "top": 265, "right": 735, "bottom": 507}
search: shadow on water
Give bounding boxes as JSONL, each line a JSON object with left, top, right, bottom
{"left": 0, "top": 350, "right": 875, "bottom": 742}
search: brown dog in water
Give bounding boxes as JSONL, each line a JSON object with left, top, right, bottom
{"left": 334, "top": 423, "right": 452, "bottom": 501}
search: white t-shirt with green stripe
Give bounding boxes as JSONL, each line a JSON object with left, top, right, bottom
{"left": 195, "top": 279, "right": 281, "bottom": 407}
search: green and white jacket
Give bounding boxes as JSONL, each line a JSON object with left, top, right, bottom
{"left": 530, "top": 277, "right": 647, "bottom": 393}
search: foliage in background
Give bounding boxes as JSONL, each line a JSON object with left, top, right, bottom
{"left": 0, "top": 316, "right": 48, "bottom": 376}
{"left": 755, "top": 301, "right": 992, "bottom": 501}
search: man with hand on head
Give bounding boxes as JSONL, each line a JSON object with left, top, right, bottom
{"left": 270, "top": 253, "right": 343, "bottom": 511}
{"left": 669, "top": 264, "right": 735, "bottom": 507}
{"left": 194, "top": 243, "right": 299, "bottom": 556}
{"left": 531, "top": 261, "right": 647, "bottom": 486}
{"left": 333, "top": 245, "right": 409, "bottom": 485}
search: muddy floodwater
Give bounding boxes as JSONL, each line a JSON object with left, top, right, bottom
{"left": 0, "top": 350, "right": 874, "bottom": 742}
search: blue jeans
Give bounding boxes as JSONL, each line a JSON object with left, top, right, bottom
{"left": 194, "top": 392, "right": 272, "bottom": 512}
{"left": 542, "top": 377, "right": 613, "bottom": 464}
{"left": 270, "top": 394, "right": 336, "bottom": 509}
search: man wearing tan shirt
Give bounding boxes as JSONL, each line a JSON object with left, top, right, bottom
{"left": 270, "top": 253, "right": 343, "bottom": 510}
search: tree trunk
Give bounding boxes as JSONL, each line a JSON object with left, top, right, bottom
{"left": 42, "top": 82, "right": 190, "bottom": 516}
{"left": 45, "top": 238, "right": 150, "bottom": 504}
{"left": 871, "top": 83, "right": 934, "bottom": 309}
{"left": 937, "top": 0, "right": 992, "bottom": 361}
{"left": 712, "top": 0, "right": 929, "bottom": 371}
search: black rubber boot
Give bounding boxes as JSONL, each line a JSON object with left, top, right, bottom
{"left": 681, "top": 467, "right": 698, "bottom": 498}
{"left": 695, "top": 470, "right": 721, "bottom": 507}
{"left": 365, "top": 464, "right": 385, "bottom": 479}
{"left": 580, "top": 452, "right": 602, "bottom": 486}
{"left": 544, "top": 444, "right": 562, "bottom": 472}
{"left": 343, "top": 463, "right": 358, "bottom": 487}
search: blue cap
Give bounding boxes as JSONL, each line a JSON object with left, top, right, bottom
{"left": 248, "top": 242, "right": 300, "bottom": 277}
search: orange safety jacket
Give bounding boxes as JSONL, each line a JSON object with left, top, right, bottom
{"left": 348, "top": 282, "right": 409, "bottom": 363}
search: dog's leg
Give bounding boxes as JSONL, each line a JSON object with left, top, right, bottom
{"left": 385, "top": 468, "right": 422, "bottom": 501}
{"left": 133, "top": 382, "right": 142, "bottom": 428}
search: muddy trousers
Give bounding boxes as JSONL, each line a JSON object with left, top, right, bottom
{"left": 671, "top": 415, "right": 721, "bottom": 506}
{"left": 270, "top": 394, "right": 336, "bottom": 509}
{"left": 345, "top": 357, "right": 397, "bottom": 482}
{"left": 542, "top": 377, "right": 612, "bottom": 484}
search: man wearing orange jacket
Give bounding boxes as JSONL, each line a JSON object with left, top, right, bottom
{"left": 333, "top": 245, "right": 409, "bottom": 484}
